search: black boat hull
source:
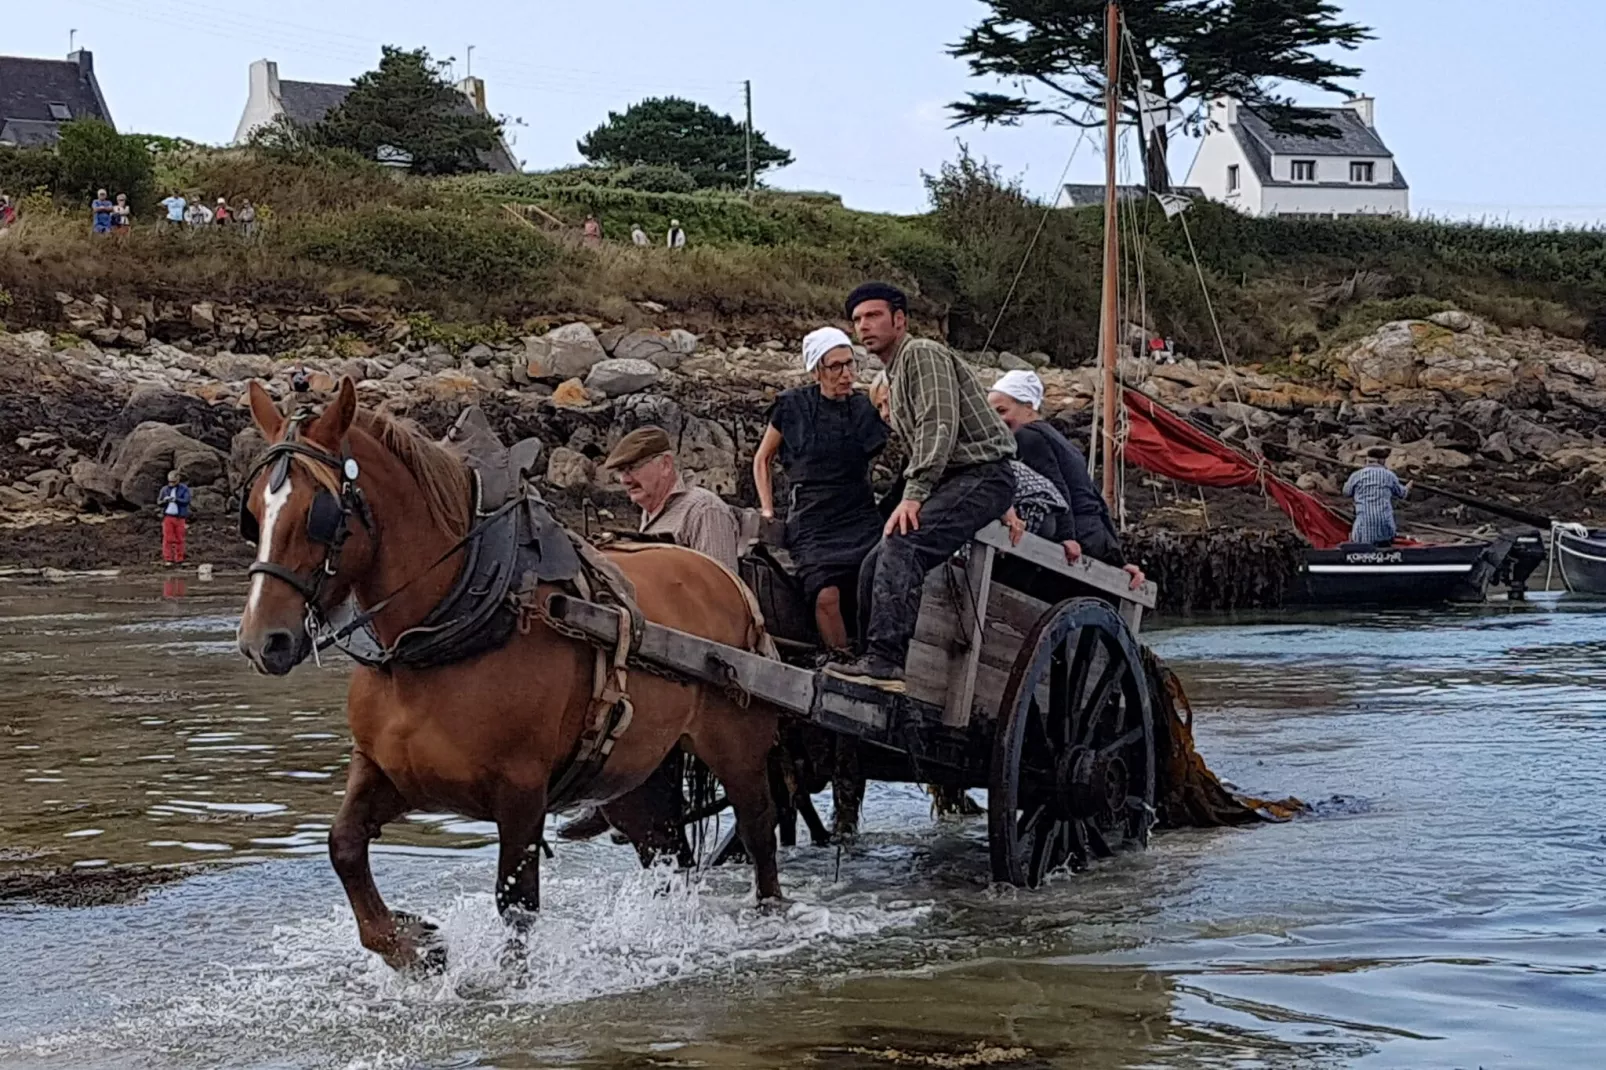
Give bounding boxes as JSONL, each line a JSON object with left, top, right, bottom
{"left": 1553, "top": 526, "right": 1606, "bottom": 594}
{"left": 1292, "top": 541, "right": 1504, "bottom": 606}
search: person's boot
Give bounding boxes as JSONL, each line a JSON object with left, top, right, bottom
{"left": 556, "top": 808, "right": 611, "bottom": 841}
{"left": 822, "top": 654, "right": 906, "bottom": 694}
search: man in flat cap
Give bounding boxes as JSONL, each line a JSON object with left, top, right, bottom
{"left": 824, "top": 281, "right": 1016, "bottom": 693}
{"left": 602, "top": 424, "right": 741, "bottom": 573}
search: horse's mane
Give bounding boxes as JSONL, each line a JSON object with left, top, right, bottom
{"left": 355, "top": 409, "right": 472, "bottom": 537}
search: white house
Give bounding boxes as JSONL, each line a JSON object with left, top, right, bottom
{"left": 232, "top": 58, "right": 520, "bottom": 173}
{"left": 1184, "top": 96, "right": 1408, "bottom": 219}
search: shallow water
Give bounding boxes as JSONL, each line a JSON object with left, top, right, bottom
{"left": 1, "top": 579, "right": 1603, "bottom": 1069}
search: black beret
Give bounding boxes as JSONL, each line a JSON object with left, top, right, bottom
{"left": 845, "top": 281, "right": 908, "bottom": 319}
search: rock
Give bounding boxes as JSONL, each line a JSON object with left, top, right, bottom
{"left": 1295, "top": 471, "right": 1339, "bottom": 495}
{"left": 597, "top": 325, "right": 630, "bottom": 355}
{"left": 667, "top": 329, "right": 699, "bottom": 355}
{"left": 188, "top": 302, "right": 217, "bottom": 332}
{"left": 997, "top": 352, "right": 1033, "bottom": 372}
{"left": 1214, "top": 400, "right": 1280, "bottom": 430}
{"left": 613, "top": 329, "right": 682, "bottom": 370}
{"left": 676, "top": 416, "right": 740, "bottom": 496}
{"left": 637, "top": 300, "right": 668, "bottom": 314}
{"left": 1429, "top": 309, "right": 1473, "bottom": 332}
{"left": 1457, "top": 398, "right": 1506, "bottom": 432}
{"left": 0, "top": 486, "right": 36, "bottom": 508}
{"left": 545, "top": 447, "right": 596, "bottom": 490}
{"left": 613, "top": 393, "right": 686, "bottom": 439}
{"left": 189, "top": 488, "right": 228, "bottom": 517}
{"left": 203, "top": 352, "right": 274, "bottom": 382}
{"left": 1546, "top": 350, "right": 1599, "bottom": 383}
{"left": 122, "top": 383, "right": 191, "bottom": 426}
{"left": 24, "top": 469, "right": 68, "bottom": 498}
{"left": 1023, "top": 351, "right": 1052, "bottom": 368}
{"left": 386, "top": 363, "right": 422, "bottom": 382}
{"left": 1388, "top": 439, "right": 1472, "bottom": 471}
{"left": 229, "top": 428, "right": 268, "bottom": 489}
{"left": 69, "top": 460, "right": 119, "bottom": 506}
{"left": 1342, "top": 320, "right": 1515, "bottom": 399}
{"left": 334, "top": 306, "right": 374, "bottom": 326}
{"left": 119, "top": 327, "right": 148, "bottom": 348}
{"left": 89, "top": 327, "right": 122, "bottom": 347}
{"left": 585, "top": 358, "right": 661, "bottom": 398}
{"left": 59, "top": 296, "right": 105, "bottom": 333}
{"left": 1480, "top": 430, "right": 1516, "bottom": 464}
{"left": 1504, "top": 415, "right": 1563, "bottom": 459}
{"left": 109, "top": 423, "right": 228, "bottom": 506}
{"left": 551, "top": 378, "right": 591, "bottom": 408}
{"left": 534, "top": 323, "right": 609, "bottom": 381}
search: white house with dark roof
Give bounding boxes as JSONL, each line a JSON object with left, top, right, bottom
{"left": 1184, "top": 96, "right": 1408, "bottom": 219}
{"left": 232, "top": 58, "right": 520, "bottom": 173}
{"left": 0, "top": 50, "right": 114, "bottom": 147}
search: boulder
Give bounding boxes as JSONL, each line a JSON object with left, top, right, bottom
{"left": 545, "top": 447, "right": 597, "bottom": 490}
{"left": 189, "top": 488, "right": 228, "bottom": 517}
{"left": 122, "top": 383, "right": 192, "bottom": 426}
{"left": 1214, "top": 400, "right": 1281, "bottom": 430}
{"left": 613, "top": 329, "right": 683, "bottom": 370}
{"left": 386, "top": 362, "right": 422, "bottom": 382}
{"left": 667, "top": 329, "right": 699, "bottom": 355}
{"left": 1504, "top": 415, "right": 1563, "bottom": 459}
{"left": 1546, "top": 350, "right": 1599, "bottom": 383}
{"left": 229, "top": 428, "right": 268, "bottom": 491}
{"left": 59, "top": 296, "right": 105, "bottom": 333}
{"left": 203, "top": 352, "right": 274, "bottom": 382}
{"left": 1480, "top": 430, "right": 1516, "bottom": 464}
{"left": 109, "top": 423, "right": 228, "bottom": 507}
{"left": 613, "top": 393, "right": 686, "bottom": 439}
{"left": 69, "top": 460, "right": 119, "bottom": 507}
{"left": 597, "top": 325, "right": 630, "bottom": 355}
{"left": 462, "top": 343, "right": 496, "bottom": 367}
{"left": 532, "top": 323, "right": 608, "bottom": 381}
{"left": 188, "top": 302, "right": 217, "bottom": 332}
{"left": 1388, "top": 439, "right": 1473, "bottom": 471}
{"left": 24, "top": 469, "right": 69, "bottom": 499}
{"left": 1023, "top": 351, "right": 1052, "bottom": 368}
{"left": 119, "top": 327, "right": 148, "bottom": 348}
{"left": 1295, "top": 471, "right": 1339, "bottom": 495}
{"left": 89, "top": 327, "right": 122, "bottom": 347}
{"left": 585, "top": 358, "right": 661, "bottom": 398}
{"left": 997, "top": 352, "right": 1033, "bottom": 372}
{"left": 1429, "top": 309, "right": 1473, "bottom": 332}
{"left": 676, "top": 416, "right": 740, "bottom": 496}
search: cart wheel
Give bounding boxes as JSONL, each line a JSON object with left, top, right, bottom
{"left": 989, "top": 597, "right": 1156, "bottom": 887}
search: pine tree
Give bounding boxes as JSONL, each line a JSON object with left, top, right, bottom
{"left": 577, "top": 97, "right": 792, "bottom": 190}
{"left": 950, "top": 0, "right": 1372, "bottom": 191}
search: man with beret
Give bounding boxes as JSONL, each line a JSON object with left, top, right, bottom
{"left": 602, "top": 425, "right": 741, "bottom": 572}
{"left": 824, "top": 281, "right": 1017, "bottom": 693}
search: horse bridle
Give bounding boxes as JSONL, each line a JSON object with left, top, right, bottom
{"left": 239, "top": 414, "right": 373, "bottom": 627}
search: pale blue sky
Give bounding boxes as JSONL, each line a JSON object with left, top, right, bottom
{"left": 11, "top": 0, "right": 1606, "bottom": 223}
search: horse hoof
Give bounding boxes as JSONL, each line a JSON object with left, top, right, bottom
{"left": 755, "top": 895, "right": 792, "bottom": 916}
{"left": 390, "top": 910, "right": 448, "bottom": 974}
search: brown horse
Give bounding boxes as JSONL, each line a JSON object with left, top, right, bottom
{"left": 234, "top": 379, "right": 781, "bottom": 970}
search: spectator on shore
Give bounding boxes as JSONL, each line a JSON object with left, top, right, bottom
{"left": 235, "top": 199, "right": 257, "bottom": 237}
{"left": 213, "top": 198, "right": 231, "bottom": 225}
{"left": 582, "top": 214, "right": 601, "bottom": 246}
{"left": 184, "top": 200, "right": 212, "bottom": 227}
{"left": 666, "top": 218, "right": 686, "bottom": 249}
{"left": 158, "top": 190, "right": 187, "bottom": 228}
{"left": 91, "top": 189, "right": 114, "bottom": 234}
{"left": 0, "top": 194, "right": 15, "bottom": 230}
{"left": 157, "top": 471, "right": 191, "bottom": 567}
{"left": 111, "top": 193, "right": 132, "bottom": 231}
{"left": 630, "top": 222, "right": 649, "bottom": 247}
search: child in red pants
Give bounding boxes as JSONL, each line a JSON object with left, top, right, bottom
{"left": 157, "top": 471, "right": 191, "bottom": 566}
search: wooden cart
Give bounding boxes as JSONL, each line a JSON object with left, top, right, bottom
{"left": 547, "top": 521, "right": 1159, "bottom": 887}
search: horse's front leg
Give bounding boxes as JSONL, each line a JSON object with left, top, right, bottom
{"left": 328, "top": 750, "right": 436, "bottom": 971}
{"left": 494, "top": 782, "right": 549, "bottom": 930}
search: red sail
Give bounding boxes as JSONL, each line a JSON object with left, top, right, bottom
{"left": 1122, "top": 389, "right": 1353, "bottom": 550}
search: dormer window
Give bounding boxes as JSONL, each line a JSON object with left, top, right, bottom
{"left": 1226, "top": 164, "right": 1240, "bottom": 193}
{"left": 1291, "top": 160, "right": 1316, "bottom": 182}
{"left": 48, "top": 102, "right": 72, "bottom": 120}
{"left": 1350, "top": 161, "right": 1375, "bottom": 183}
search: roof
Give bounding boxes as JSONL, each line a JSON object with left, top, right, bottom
{"left": 1231, "top": 108, "right": 1408, "bottom": 190}
{"left": 1059, "top": 183, "right": 1203, "bottom": 208}
{"left": 0, "top": 53, "right": 113, "bottom": 146}
{"left": 276, "top": 79, "right": 352, "bottom": 126}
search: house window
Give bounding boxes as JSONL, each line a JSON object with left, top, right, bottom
{"left": 1350, "top": 161, "right": 1375, "bottom": 183}
{"left": 1226, "top": 164, "right": 1240, "bottom": 193}
{"left": 1291, "top": 160, "right": 1316, "bottom": 182}
{"left": 48, "top": 103, "right": 72, "bottom": 120}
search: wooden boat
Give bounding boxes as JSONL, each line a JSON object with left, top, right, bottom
{"left": 1551, "top": 523, "right": 1606, "bottom": 594}
{"left": 1293, "top": 538, "right": 1513, "bottom": 606}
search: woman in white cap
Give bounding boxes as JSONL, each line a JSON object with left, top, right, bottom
{"left": 987, "top": 369, "right": 1144, "bottom": 588}
{"left": 752, "top": 327, "right": 888, "bottom": 652}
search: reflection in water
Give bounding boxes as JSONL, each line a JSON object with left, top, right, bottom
{"left": 1, "top": 582, "right": 1605, "bottom": 1069}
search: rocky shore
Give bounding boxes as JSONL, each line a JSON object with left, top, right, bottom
{"left": 3, "top": 292, "right": 1603, "bottom": 608}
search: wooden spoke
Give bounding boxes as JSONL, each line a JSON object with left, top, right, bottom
{"left": 1098, "top": 725, "right": 1145, "bottom": 758}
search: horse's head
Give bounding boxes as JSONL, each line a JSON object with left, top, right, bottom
{"left": 237, "top": 377, "right": 374, "bottom": 674}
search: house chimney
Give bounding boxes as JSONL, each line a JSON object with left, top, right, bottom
{"left": 1211, "top": 96, "right": 1239, "bottom": 129}
{"left": 250, "top": 59, "right": 282, "bottom": 105}
{"left": 456, "top": 75, "right": 487, "bottom": 115}
{"left": 69, "top": 49, "right": 93, "bottom": 78}
{"left": 1348, "top": 94, "right": 1375, "bottom": 128}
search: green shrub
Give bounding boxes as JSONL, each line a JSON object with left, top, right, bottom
{"left": 609, "top": 165, "right": 697, "bottom": 194}
{"left": 0, "top": 146, "right": 63, "bottom": 198}
{"left": 57, "top": 119, "right": 155, "bottom": 211}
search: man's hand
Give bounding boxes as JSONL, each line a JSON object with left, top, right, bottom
{"left": 1123, "top": 564, "right": 1145, "bottom": 590}
{"left": 885, "top": 499, "right": 922, "bottom": 537}
{"left": 1063, "top": 540, "right": 1082, "bottom": 563}
{"left": 1003, "top": 508, "right": 1026, "bottom": 546}
{"left": 760, "top": 508, "right": 774, "bottom": 519}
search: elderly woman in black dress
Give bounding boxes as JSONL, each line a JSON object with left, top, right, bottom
{"left": 753, "top": 327, "right": 888, "bottom": 653}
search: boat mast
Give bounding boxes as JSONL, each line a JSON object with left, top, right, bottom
{"left": 1099, "top": 0, "right": 1121, "bottom": 507}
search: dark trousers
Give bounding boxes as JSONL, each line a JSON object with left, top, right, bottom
{"left": 858, "top": 460, "right": 1015, "bottom": 667}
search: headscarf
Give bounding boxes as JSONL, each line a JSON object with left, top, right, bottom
{"left": 801, "top": 326, "right": 854, "bottom": 372}
{"left": 990, "top": 369, "right": 1045, "bottom": 410}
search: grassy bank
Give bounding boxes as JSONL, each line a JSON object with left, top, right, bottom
{"left": 3, "top": 146, "right": 1605, "bottom": 365}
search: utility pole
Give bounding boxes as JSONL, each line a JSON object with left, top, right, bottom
{"left": 466, "top": 45, "right": 474, "bottom": 78}
{"left": 744, "top": 79, "right": 754, "bottom": 198}
{"left": 69, "top": 29, "right": 77, "bottom": 53}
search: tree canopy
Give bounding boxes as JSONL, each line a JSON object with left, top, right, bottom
{"left": 58, "top": 119, "right": 155, "bottom": 210}
{"left": 318, "top": 47, "right": 504, "bottom": 176}
{"left": 577, "top": 97, "right": 793, "bottom": 190}
{"left": 950, "top": 0, "right": 1372, "bottom": 190}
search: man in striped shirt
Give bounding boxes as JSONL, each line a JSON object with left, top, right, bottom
{"left": 1344, "top": 447, "right": 1411, "bottom": 545}
{"left": 824, "top": 282, "right": 1016, "bottom": 693}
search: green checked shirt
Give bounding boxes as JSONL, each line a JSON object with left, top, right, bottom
{"left": 886, "top": 334, "right": 1015, "bottom": 502}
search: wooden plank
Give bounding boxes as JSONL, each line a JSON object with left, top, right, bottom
{"left": 942, "top": 542, "right": 994, "bottom": 728}
{"left": 972, "top": 521, "right": 1156, "bottom": 609}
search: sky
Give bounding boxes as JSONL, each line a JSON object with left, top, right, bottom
{"left": 11, "top": 0, "right": 1606, "bottom": 224}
